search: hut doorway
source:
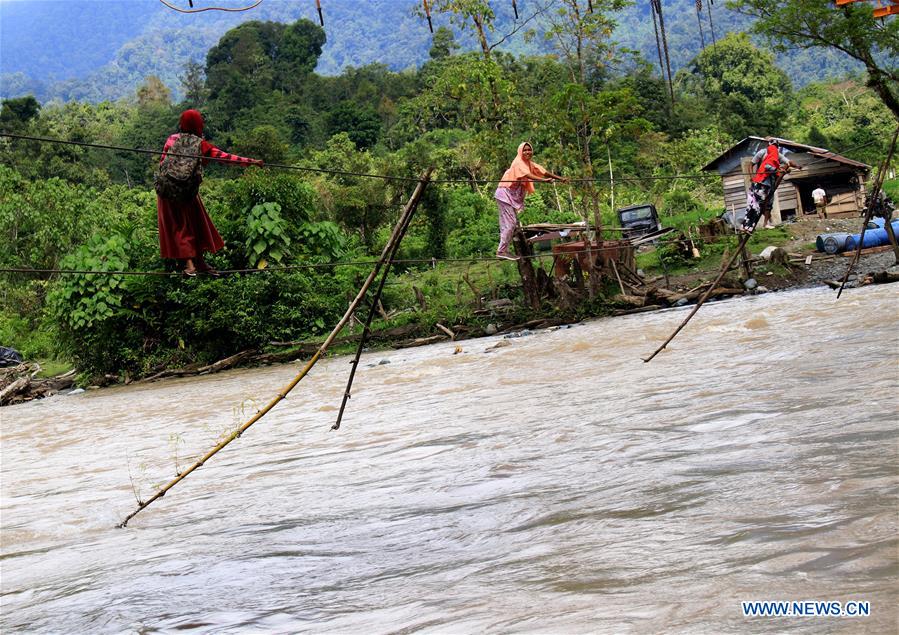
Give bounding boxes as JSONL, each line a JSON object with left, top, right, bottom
{"left": 793, "top": 172, "right": 861, "bottom": 218}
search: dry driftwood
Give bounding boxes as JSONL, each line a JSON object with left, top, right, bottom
{"left": 873, "top": 270, "right": 899, "bottom": 284}
{"left": 393, "top": 334, "right": 447, "bottom": 349}
{"left": 612, "top": 304, "right": 663, "bottom": 316}
{"left": 1, "top": 365, "right": 76, "bottom": 406}
{"left": 551, "top": 276, "right": 583, "bottom": 311}
{"left": 496, "top": 318, "right": 566, "bottom": 335}
{"left": 611, "top": 293, "right": 646, "bottom": 308}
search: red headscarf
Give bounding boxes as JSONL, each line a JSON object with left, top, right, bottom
{"left": 753, "top": 142, "right": 780, "bottom": 183}
{"left": 178, "top": 109, "right": 204, "bottom": 136}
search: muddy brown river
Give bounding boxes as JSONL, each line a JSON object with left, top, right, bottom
{"left": 2, "top": 284, "right": 897, "bottom": 633}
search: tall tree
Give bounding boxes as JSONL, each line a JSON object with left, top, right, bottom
{"left": 729, "top": 0, "right": 899, "bottom": 120}
{"left": 179, "top": 60, "right": 208, "bottom": 107}
{"left": 0, "top": 95, "right": 40, "bottom": 130}
{"left": 429, "top": 26, "right": 460, "bottom": 60}
{"left": 543, "top": 0, "right": 631, "bottom": 231}
{"left": 545, "top": 0, "right": 628, "bottom": 87}
{"left": 680, "top": 32, "right": 793, "bottom": 138}
{"left": 136, "top": 76, "right": 172, "bottom": 109}
{"left": 421, "top": 1, "right": 549, "bottom": 120}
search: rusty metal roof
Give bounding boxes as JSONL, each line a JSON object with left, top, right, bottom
{"left": 702, "top": 136, "right": 871, "bottom": 172}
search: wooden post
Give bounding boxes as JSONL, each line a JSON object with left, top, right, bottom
{"left": 513, "top": 229, "right": 541, "bottom": 310}
{"left": 838, "top": 126, "right": 899, "bottom": 297}
{"left": 610, "top": 259, "right": 626, "bottom": 296}
{"left": 884, "top": 215, "right": 899, "bottom": 264}
{"left": 740, "top": 241, "right": 752, "bottom": 280}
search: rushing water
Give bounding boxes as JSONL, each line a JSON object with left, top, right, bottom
{"left": 2, "top": 285, "right": 897, "bottom": 634}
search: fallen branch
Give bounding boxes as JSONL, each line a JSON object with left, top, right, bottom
{"left": 872, "top": 270, "right": 899, "bottom": 284}
{"left": 0, "top": 365, "right": 76, "bottom": 406}
{"left": 394, "top": 334, "right": 446, "bottom": 348}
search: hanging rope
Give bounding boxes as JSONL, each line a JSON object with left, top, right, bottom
{"left": 158, "top": 0, "right": 263, "bottom": 13}
{"left": 0, "top": 132, "right": 878, "bottom": 185}
{"left": 0, "top": 132, "right": 418, "bottom": 182}
{"left": 650, "top": 0, "right": 675, "bottom": 106}
{"left": 315, "top": 0, "right": 324, "bottom": 26}
{"left": 695, "top": 0, "right": 707, "bottom": 50}
{"left": 707, "top": 0, "right": 717, "bottom": 45}
{"left": 423, "top": 0, "right": 434, "bottom": 32}
{"left": 0, "top": 242, "right": 649, "bottom": 280}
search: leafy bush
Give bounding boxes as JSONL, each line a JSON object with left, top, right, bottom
{"left": 296, "top": 221, "right": 345, "bottom": 260}
{"left": 661, "top": 189, "right": 705, "bottom": 217}
{"left": 49, "top": 234, "right": 130, "bottom": 330}
{"left": 445, "top": 189, "right": 497, "bottom": 257}
{"left": 45, "top": 233, "right": 136, "bottom": 374}
{"left": 245, "top": 202, "right": 292, "bottom": 268}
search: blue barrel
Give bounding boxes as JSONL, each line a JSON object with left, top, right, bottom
{"left": 816, "top": 232, "right": 850, "bottom": 254}
{"left": 844, "top": 221, "right": 899, "bottom": 251}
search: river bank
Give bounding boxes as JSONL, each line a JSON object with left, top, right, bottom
{"left": 3, "top": 218, "right": 896, "bottom": 405}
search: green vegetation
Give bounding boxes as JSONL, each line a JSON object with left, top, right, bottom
{"left": 1, "top": 2, "right": 895, "bottom": 384}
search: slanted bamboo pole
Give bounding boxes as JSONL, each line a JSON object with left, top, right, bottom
{"left": 118, "top": 169, "right": 434, "bottom": 527}
{"left": 332, "top": 172, "right": 431, "bottom": 430}
{"left": 642, "top": 232, "right": 750, "bottom": 363}
{"left": 643, "top": 172, "right": 786, "bottom": 363}
{"left": 837, "top": 126, "right": 899, "bottom": 298}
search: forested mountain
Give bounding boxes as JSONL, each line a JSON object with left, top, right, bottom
{"left": 2, "top": 0, "right": 894, "bottom": 380}
{"left": 1, "top": 0, "right": 865, "bottom": 103}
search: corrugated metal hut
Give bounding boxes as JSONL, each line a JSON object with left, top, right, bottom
{"left": 702, "top": 137, "right": 871, "bottom": 225}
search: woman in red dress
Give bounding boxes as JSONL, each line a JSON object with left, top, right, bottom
{"left": 157, "top": 109, "right": 262, "bottom": 276}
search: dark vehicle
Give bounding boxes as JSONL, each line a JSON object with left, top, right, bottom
{"left": 617, "top": 203, "right": 662, "bottom": 240}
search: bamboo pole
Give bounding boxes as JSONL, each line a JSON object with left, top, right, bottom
{"left": 643, "top": 173, "right": 785, "bottom": 363}
{"left": 642, "top": 232, "right": 751, "bottom": 362}
{"left": 118, "top": 169, "right": 434, "bottom": 527}
{"left": 884, "top": 216, "right": 899, "bottom": 263}
{"left": 332, "top": 173, "right": 430, "bottom": 430}
{"left": 837, "top": 126, "right": 899, "bottom": 298}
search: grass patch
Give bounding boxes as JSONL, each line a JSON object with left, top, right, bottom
{"left": 34, "top": 359, "right": 73, "bottom": 378}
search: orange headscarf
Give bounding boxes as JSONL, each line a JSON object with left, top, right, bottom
{"left": 499, "top": 142, "right": 547, "bottom": 194}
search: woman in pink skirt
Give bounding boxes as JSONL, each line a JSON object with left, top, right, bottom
{"left": 494, "top": 142, "right": 567, "bottom": 260}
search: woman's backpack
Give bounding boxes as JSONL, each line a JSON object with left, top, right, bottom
{"left": 154, "top": 133, "right": 204, "bottom": 201}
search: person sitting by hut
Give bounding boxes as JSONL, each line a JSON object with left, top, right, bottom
{"left": 494, "top": 142, "right": 568, "bottom": 260}
{"left": 742, "top": 138, "right": 799, "bottom": 233}
{"left": 156, "top": 109, "right": 263, "bottom": 277}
